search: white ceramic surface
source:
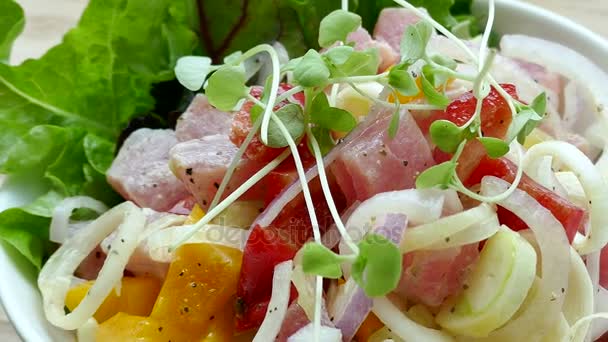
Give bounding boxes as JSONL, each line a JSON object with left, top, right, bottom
{"left": 1, "top": 0, "right": 607, "bottom": 341}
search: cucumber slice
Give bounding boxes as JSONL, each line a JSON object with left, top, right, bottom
{"left": 436, "top": 227, "right": 537, "bottom": 337}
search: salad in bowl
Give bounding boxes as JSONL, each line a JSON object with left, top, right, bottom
{"left": 1, "top": 0, "right": 608, "bottom": 341}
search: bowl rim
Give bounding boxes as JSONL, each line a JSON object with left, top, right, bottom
{"left": 2, "top": 0, "right": 608, "bottom": 341}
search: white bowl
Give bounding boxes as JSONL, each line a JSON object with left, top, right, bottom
{"left": 1, "top": 0, "right": 607, "bottom": 341}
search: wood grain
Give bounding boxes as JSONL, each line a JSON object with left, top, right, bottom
{"left": 1, "top": 0, "right": 606, "bottom": 341}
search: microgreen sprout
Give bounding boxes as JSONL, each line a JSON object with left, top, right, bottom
{"left": 301, "top": 233, "right": 402, "bottom": 297}
{"left": 172, "top": 1, "right": 552, "bottom": 339}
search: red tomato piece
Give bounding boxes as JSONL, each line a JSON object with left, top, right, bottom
{"left": 600, "top": 246, "right": 608, "bottom": 288}
{"left": 230, "top": 84, "right": 306, "bottom": 164}
{"left": 427, "top": 84, "right": 517, "bottom": 180}
{"left": 467, "top": 156, "right": 586, "bottom": 243}
{"left": 236, "top": 177, "right": 345, "bottom": 331}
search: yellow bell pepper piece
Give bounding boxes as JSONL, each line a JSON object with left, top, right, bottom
{"left": 387, "top": 77, "right": 454, "bottom": 104}
{"left": 97, "top": 313, "right": 190, "bottom": 342}
{"left": 200, "top": 297, "right": 235, "bottom": 342}
{"left": 97, "top": 244, "right": 242, "bottom": 341}
{"left": 185, "top": 204, "right": 205, "bottom": 225}
{"left": 65, "top": 277, "right": 161, "bottom": 323}
{"left": 354, "top": 312, "right": 384, "bottom": 341}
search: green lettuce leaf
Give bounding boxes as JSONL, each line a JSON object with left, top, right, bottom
{"left": 0, "top": 0, "right": 24, "bottom": 62}
{"left": 0, "top": 0, "right": 198, "bottom": 268}
{"left": 0, "top": 208, "right": 52, "bottom": 269}
{"left": 0, "top": 0, "right": 477, "bottom": 270}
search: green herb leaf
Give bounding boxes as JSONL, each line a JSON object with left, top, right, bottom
{"left": 267, "top": 103, "right": 305, "bottom": 148}
{"left": 323, "top": 45, "right": 355, "bottom": 66}
{"left": 205, "top": 66, "right": 249, "bottom": 111}
{"left": 430, "top": 120, "right": 464, "bottom": 153}
{"left": 175, "top": 56, "right": 213, "bottom": 91}
{"left": 431, "top": 54, "right": 458, "bottom": 70}
{"left": 422, "top": 64, "right": 450, "bottom": 89}
{"left": 506, "top": 109, "right": 544, "bottom": 145}
{"left": 388, "top": 67, "right": 418, "bottom": 97}
{"left": 0, "top": 0, "right": 24, "bottom": 63}
{"left": 310, "top": 126, "right": 335, "bottom": 156}
{"left": 478, "top": 137, "right": 510, "bottom": 158}
{"left": 416, "top": 161, "right": 457, "bottom": 189}
{"left": 330, "top": 48, "right": 380, "bottom": 77}
{"left": 388, "top": 104, "right": 402, "bottom": 139}
{"left": 281, "top": 56, "right": 303, "bottom": 73}
{"left": 530, "top": 92, "right": 547, "bottom": 116}
{"left": 318, "top": 10, "right": 362, "bottom": 48}
{"left": 294, "top": 49, "right": 331, "bottom": 87}
{"left": 352, "top": 234, "right": 402, "bottom": 297}
{"left": 420, "top": 74, "right": 450, "bottom": 108}
{"left": 301, "top": 242, "right": 344, "bottom": 279}
{"left": 310, "top": 93, "right": 357, "bottom": 132}
{"left": 400, "top": 20, "right": 433, "bottom": 64}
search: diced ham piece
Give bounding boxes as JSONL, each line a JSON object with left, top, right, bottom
{"left": 167, "top": 196, "right": 197, "bottom": 215}
{"left": 395, "top": 243, "right": 480, "bottom": 307}
{"left": 75, "top": 246, "right": 106, "bottom": 280}
{"left": 346, "top": 27, "right": 399, "bottom": 72}
{"left": 329, "top": 106, "right": 435, "bottom": 204}
{"left": 107, "top": 128, "right": 189, "bottom": 212}
{"left": 175, "top": 94, "right": 232, "bottom": 142}
{"left": 169, "top": 135, "right": 267, "bottom": 209}
{"left": 373, "top": 8, "right": 424, "bottom": 53}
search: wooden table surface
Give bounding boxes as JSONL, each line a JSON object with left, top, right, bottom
{"left": 1, "top": 0, "right": 607, "bottom": 340}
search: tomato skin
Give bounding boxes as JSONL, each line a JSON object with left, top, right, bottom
{"left": 467, "top": 156, "right": 586, "bottom": 243}
{"left": 230, "top": 84, "right": 313, "bottom": 206}
{"left": 230, "top": 84, "right": 306, "bottom": 164}
{"left": 427, "top": 85, "right": 585, "bottom": 243}
{"left": 236, "top": 177, "right": 345, "bottom": 331}
{"left": 427, "top": 84, "right": 517, "bottom": 180}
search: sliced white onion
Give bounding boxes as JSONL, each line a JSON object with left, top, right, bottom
{"left": 328, "top": 277, "right": 370, "bottom": 341}
{"left": 500, "top": 35, "right": 608, "bottom": 142}
{"left": 443, "top": 189, "right": 464, "bottom": 216}
{"left": 562, "top": 248, "right": 594, "bottom": 342}
{"left": 401, "top": 203, "right": 498, "bottom": 253}
{"left": 541, "top": 314, "right": 571, "bottom": 342}
{"left": 253, "top": 260, "right": 294, "bottom": 342}
{"left": 50, "top": 196, "right": 108, "bottom": 244}
{"left": 39, "top": 202, "right": 146, "bottom": 330}
{"left": 524, "top": 141, "right": 608, "bottom": 255}
{"left": 524, "top": 156, "right": 567, "bottom": 198}
{"left": 479, "top": 176, "right": 570, "bottom": 341}
{"left": 340, "top": 189, "right": 446, "bottom": 257}
{"left": 76, "top": 318, "right": 98, "bottom": 342}
{"left": 287, "top": 323, "right": 342, "bottom": 342}
{"left": 291, "top": 263, "right": 317, "bottom": 322}
{"left": 563, "top": 81, "right": 600, "bottom": 144}
{"left": 329, "top": 214, "right": 408, "bottom": 340}
{"left": 372, "top": 296, "right": 455, "bottom": 342}
{"left": 590, "top": 287, "right": 608, "bottom": 340}
{"left": 556, "top": 171, "right": 590, "bottom": 208}
{"left": 145, "top": 224, "right": 247, "bottom": 262}
{"left": 595, "top": 146, "right": 608, "bottom": 181}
